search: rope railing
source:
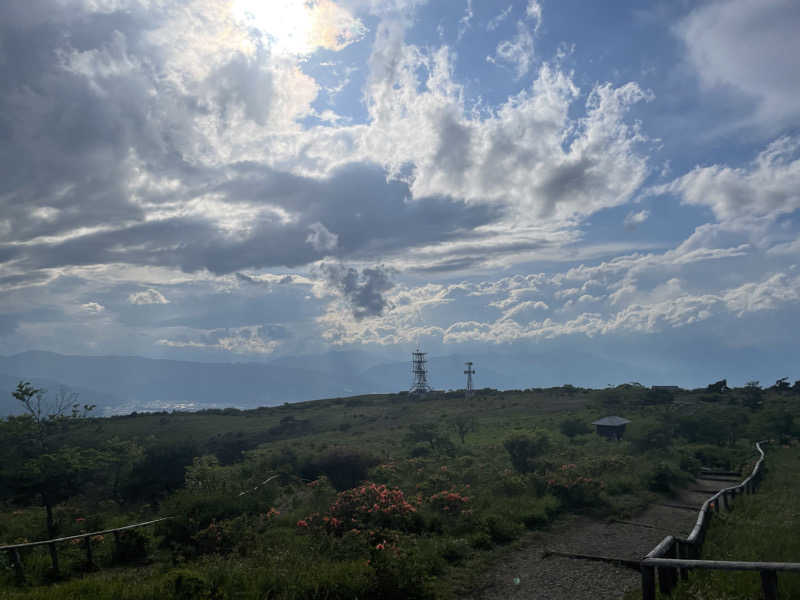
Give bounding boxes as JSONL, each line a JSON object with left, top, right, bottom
{"left": 639, "top": 441, "right": 790, "bottom": 599}
{"left": 1, "top": 517, "right": 171, "bottom": 584}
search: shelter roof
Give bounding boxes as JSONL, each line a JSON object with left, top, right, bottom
{"left": 591, "top": 416, "right": 631, "bottom": 426}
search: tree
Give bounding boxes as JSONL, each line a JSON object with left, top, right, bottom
{"left": 707, "top": 379, "right": 729, "bottom": 393}
{"left": 743, "top": 381, "right": 763, "bottom": 411}
{"left": 451, "top": 415, "right": 476, "bottom": 444}
{"left": 773, "top": 377, "right": 790, "bottom": 392}
{"left": 1, "top": 383, "right": 110, "bottom": 544}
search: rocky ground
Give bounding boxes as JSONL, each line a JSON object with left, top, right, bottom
{"left": 465, "top": 477, "right": 738, "bottom": 600}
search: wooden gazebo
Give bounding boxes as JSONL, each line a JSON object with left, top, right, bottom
{"left": 591, "top": 416, "right": 631, "bottom": 440}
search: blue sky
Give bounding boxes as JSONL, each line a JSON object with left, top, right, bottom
{"left": 1, "top": 0, "right": 799, "bottom": 388}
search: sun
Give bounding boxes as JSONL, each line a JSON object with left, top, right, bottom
{"left": 232, "top": 0, "right": 366, "bottom": 57}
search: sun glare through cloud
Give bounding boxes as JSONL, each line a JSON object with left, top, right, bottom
{"left": 231, "top": 0, "right": 367, "bottom": 56}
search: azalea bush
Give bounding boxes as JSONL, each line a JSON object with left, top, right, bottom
{"left": 546, "top": 464, "right": 606, "bottom": 509}
{"left": 299, "top": 481, "right": 423, "bottom": 536}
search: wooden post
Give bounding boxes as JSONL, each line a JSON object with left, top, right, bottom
{"left": 761, "top": 570, "right": 779, "bottom": 600}
{"left": 7, "top": 548, "right": 24, "bottom": 584}
{"left": 659, "top": 542, "right": 678, "bottom": 595}
{"left": 722, "top": 490, "right": 730, "bottom": 511}
{"left": 676, "top": 541, "right": 689, "bottom": 581}
{"left": 48, "top": 542, "right": 59, "bottom": 576}
{"left": 641, "top": 565, "right": 656, "bottom": 600}
{"left": 84, "top": 535, "right": 94, "bottom": 568}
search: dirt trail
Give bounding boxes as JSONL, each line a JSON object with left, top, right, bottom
{"left": 466, "top": 478, "right": 727, "bottom": 600}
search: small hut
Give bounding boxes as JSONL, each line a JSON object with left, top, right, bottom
{"left": 591, "top": 416, "right": 631, "bottom": 440}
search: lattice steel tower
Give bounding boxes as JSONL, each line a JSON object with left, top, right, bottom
{"left": 464, "top": 362, "right": 475, "bottom": 399}
{"left": 410, "top": 348, "right": 431, "bottom": 394}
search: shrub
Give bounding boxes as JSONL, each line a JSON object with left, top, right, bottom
{"left": 167, "top": 569, "right": 214, "bottom": 600}
{"left": 546, "top": 464, "right": 605, "bottom": 509}
{"left": 647, "top": 461, "right": 678, "bottom": 493}
{"left": 504, "top": 432, "right": 551, "bottom": 474}
{"left": 300, "top": 448, "right": 379, "bottom": 491}
{"left": 111, "top": 529, "right": 150, "bottom": 564}
{"left": 427, "top": 490, "right": 470, "bottom": 515}
{"left": 302, "top": 482, "right": 422, "bottom": 535}
{"left": 485, "top": 515, "right": 522, "bottom": 544}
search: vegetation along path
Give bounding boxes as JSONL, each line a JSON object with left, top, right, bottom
{"left": 467, "top": 481, "right": 739, "bottom": 599}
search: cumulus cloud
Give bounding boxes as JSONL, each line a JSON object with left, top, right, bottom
{"left": 624, "top": 209, "right": 650, "bottom": 230}
{"left": 656, "top": 136, "right": 800, "bottom": 222}
{"left": 677, "top": 0, "right": 800, "bottom": 126}
{"left": 320, "top": 263, "right": 396, "bottom": 320}
{"left": 128, "top": 288, "right": 170, "bottom": 305}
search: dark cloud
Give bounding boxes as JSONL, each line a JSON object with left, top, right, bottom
{"left": 321, "top": 263, "right": 395, "bottom": 320}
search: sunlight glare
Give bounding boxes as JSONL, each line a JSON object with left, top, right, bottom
{"left": 232, "top": 0, "right": 366, "bottom": 57}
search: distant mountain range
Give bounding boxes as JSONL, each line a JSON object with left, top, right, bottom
{"left": 0, "top": 348, "right": 672, "bottom": 417}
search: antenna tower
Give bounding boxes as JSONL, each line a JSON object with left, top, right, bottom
{"left": 464, "top": 362, "right": 475, "bottom": 399}
{"left": 410, "top": 348, "right": 431, "bottom": 394}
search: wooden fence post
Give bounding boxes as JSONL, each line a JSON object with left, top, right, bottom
{"left": 641, "top": 564, "right": 656, "bottom": 600}
{"left": 47, "top": 542, "right": 59, "bottom": 576}
{"left": 761, "top": 570, "right": 779, "bottom": 600}
{"left": 676, "top": 541, "right": 689, "bottom": 581}
{"left": 722, "top": 490, "right": 730, "bottom": 511}
{"left": 658, "top": 542, "right": 678, "bottom": 595}
{"left": 84, "top": 535, "right": 94, "bottom": 568}
{"left": 7, "top": 548, "right": 25, "bottom": 584}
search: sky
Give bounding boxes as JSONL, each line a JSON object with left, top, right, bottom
{"left": 1, "top": 0, "right": 799, "bottom": 388}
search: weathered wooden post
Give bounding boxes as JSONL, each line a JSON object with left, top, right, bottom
{"left": 84, "top": 535, "right": 94, "bottom": 568}
{"left": 7, "top": 548, "right": 25, "bottom": 584}
{"left": 761, "top": 570, "right": 779, "bottom": 600}
{"left": 641, "top": 564, "right": 656, "bottom": 600}
{"left": 676, "top": 540, "right": 689, "bottom": 581}
{"left": 658, "top": 541, "right": 678, "bottom": 595}
{"left": 47, "top": 541, "right": 59, "bottom": 576}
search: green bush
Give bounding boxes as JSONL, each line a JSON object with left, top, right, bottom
{"left": 167, "top": 569, "right": 215, "bottom": 600}
{"left": 647, "top": 461, "right": 678, "bottom": 493}
{"left": 485, "top": 515, "right": 522, "bottom": 544}
{"left": 504, "top": 432, "right": 551, "bottom": 474}
{"left": 300, "top": 448, "right": 379, "bottom": 491}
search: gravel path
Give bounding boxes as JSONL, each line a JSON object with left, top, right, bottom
{"left": 466, "top": 482, "right": 725, "bottom": 600}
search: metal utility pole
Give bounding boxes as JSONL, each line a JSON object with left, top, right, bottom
{"left": 464, "top": 361, "right": 475, "bottom": 399}
{"left": 410, "top": 348, "right": 431, "bottom": 394}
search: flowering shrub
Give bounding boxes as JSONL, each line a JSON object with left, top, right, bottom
{"left": 428, "top": 490, "right": 470, "bottom": 515}
{"left": 546, "top": 464, "right": 605, "bottom": 508}
{"left": 299, "top": 482, "right": 421, "bottom": 534}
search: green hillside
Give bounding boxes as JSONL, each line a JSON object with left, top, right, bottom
{"left": 1, "top": 382, "right": 797, "bottom": 599}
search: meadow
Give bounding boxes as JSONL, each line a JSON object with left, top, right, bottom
{"left": 1, "top": 382, "right": 797, "bottom": 599}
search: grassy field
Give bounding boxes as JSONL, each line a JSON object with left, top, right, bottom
{"left": 1, "top": 384, "right": 798, "bottom": 599}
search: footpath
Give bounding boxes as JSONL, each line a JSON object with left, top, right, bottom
{"left": 466, "top": 476, "right": 736, "bottom": 600}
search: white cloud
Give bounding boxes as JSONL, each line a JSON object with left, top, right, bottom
{"left": 156, "top": 325, "right": 279, "bottom": 354}
{"left": 487, "top": 5, "right": 512, "bottom": 31}
{"left": 624, "top": 209, "right": 650, "bottom": 230}
{"left": 655, "top": 136, "right": 800, "bottom": 222}
{"left": 81, "top": 302, "right": 105, "bottom": 313}
{"left": 128, "top": 288, "right": 170, "bottom": 305}
{"left": 488, "top": 20, "right": 535, "bottom": 79}
{"left": 677, "top": 0, "right": 800, "bottom": 126}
